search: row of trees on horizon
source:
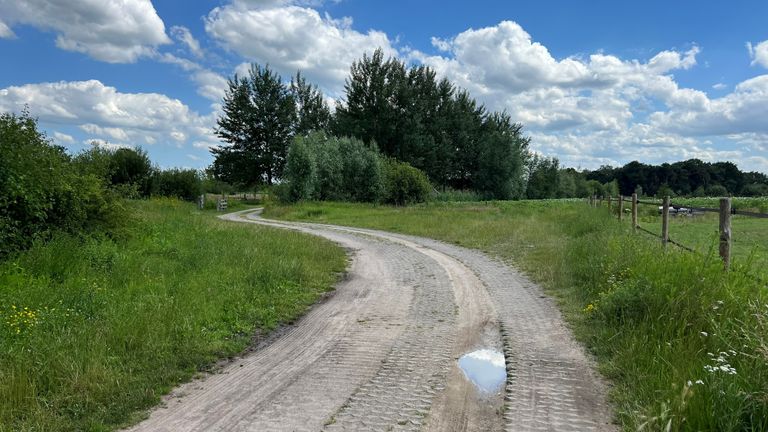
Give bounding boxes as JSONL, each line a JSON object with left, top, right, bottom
{"left": 210, "top": 49, "right": 767, "bottom": 201}
{"left": 212, "top": 49, "right": 529, "bottom": 200}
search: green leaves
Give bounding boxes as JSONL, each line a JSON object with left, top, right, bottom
{"left": 281, "top": 132, "right": 388, "bottom": 203}
{"left": 0, "top": 112, "right": 121, "bottom": 258}
{"left": 213, "top": 64, "right": 330, "bottom": 187}
{"left": 333, "top": 49, "right": 530, "bottom": 199}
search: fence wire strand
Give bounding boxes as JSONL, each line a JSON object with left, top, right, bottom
{"left": 591, "top": 197, "right": 768, "bottom": 287}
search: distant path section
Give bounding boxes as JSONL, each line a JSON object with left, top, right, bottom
{"left": 126, "top": 209, "right": 614, "bottom": 432}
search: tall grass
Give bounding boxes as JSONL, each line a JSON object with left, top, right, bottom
{"left": 0, "top": 199, "right": 346, "bottom": 431}
{"left": 265, "top": 200, "right": 768, "bottom": 430}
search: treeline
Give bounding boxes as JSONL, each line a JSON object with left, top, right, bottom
{"left": 212, "top": 49, "right": 768, "bottom": 203}
{"left": 524, "top": 157, "right": 768, "bottom": 199}
{"left": 584, "top": 159, "right": 768, "bottom": 197}
{"left": 0, "top": 111, "right": 205, "bottom": 258}
{"left": 212, "top": 49, "right": 530, "bottom": 201}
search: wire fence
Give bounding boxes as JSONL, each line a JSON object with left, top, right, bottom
{"left": 587, "top": 194, "right": 768, "bottom": 275}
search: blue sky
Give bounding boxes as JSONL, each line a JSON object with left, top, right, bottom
{"left": 2, "top": 0, "right": 767, "bottom": 173}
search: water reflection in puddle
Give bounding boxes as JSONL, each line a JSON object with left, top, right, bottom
{"left": 458, "top": 349, "right": 506, "bottom": 394}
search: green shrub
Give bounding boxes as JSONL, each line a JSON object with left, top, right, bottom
{"left": 150, "top": 169, "right": 203, "bottom": 201}
{"left": 281, "top": 132, "right": 384, "bottom": 203}
{"left": 73, "top": 144, "right": 156, "bottom": 199}
{"left": 383, "top": 159, "right": 432, "bottom": 205}
{"left": 313, "top": 136, "right": 344, "bottom": 201}
{"left": 433, "top": 188, "right": 481, "bottom": 202}
{"left": 742, "top": 183, "right": 768, "bottom": 197}
{"left": 706, "top": 184, "right": 729, "bottom": 197}
{"left": 338, "top": 137, "right": 383, "bottom": 202}
{"left": 72, "top": 145, "right": 114, "bottom": 179}
{"left": 284, "top": 137, "right": 316, "bottom": 201}
{"left": 201, "top": 173, "right": 236, "bottom": 195}
{"left": 109, "top": 147, "right": 153, "bottom": 197}
{"left": 0, "top": 112, "right": 122, "bottom": 258}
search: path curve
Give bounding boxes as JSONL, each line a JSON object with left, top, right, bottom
{"left": 127, "top": 209, "right": 614, "bottom": 432}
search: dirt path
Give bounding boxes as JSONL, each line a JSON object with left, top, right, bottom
{"left": 127, "top": 209, "right": 614, "bottom": 432}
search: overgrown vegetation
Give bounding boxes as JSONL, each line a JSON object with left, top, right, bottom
{"left": 0, "top": 113, "right": 209, "bottom": 257}
{"left": 211, "top": 50, "right": 531, "bottom": 200}
{"left": 0, "top": 112, "right": 123, "bottom": 258}
{"left": 265, "top": 200, "right": 768, "bottom": 431}
{"left": 0, "top": 199, "right": 346, "bottom": 431}
{"left": 279, "top": 132, "right": 432, "bottom": 204}
{"left": 0, "top": 112, "right": 346, "bottom": 430}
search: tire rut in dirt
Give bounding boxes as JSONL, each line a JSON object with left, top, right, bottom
{"left": 248, "top": 214, "right": 614, "bottom": 431}
{"left": 369, "top": 233, "right": 616, "bottom": 432}
{"left": 246, "top": 215, "right": 506, "bottom": 431}
{"left": 325, "top": 247, "right": 457, "bottom": 431}
{"left": 127, "top": 227, "right": 439, "bottom": 432}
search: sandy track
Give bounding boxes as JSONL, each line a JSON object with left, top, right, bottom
{"left": 126, "top": 209, "right": 614, "bottom": 432}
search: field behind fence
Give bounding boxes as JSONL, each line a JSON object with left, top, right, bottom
{"left": 590, "top": 195, "right": 768, "bottom": 278}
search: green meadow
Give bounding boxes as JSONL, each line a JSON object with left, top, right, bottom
{"left": 0, "top": 199, "right": 346, "bottom": 431}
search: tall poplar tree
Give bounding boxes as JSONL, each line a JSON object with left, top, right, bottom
{"left": 291, "top": 71, "right": 331, "bottom": 136}
{"left": 212, "top": 64, "right": 295, "bottom": 186}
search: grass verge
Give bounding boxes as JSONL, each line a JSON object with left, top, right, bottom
{"left": 265, "top": 200, "right": 768, "bottom": 431}
{"left": 0, "top": 198, "right": 346, "bottom": 431}
{"left": 637, "top": 213, "right": 768, "bottom": 273}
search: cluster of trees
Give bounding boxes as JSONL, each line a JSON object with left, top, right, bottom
{"left": 522, "top": 157, "right": 768, "bottom": 199}
{"left": 212, "top": 50, "right": 531, "bottom": 200}
{"left": 211, "top": 51, "right": 767, "bottom": 203}
{"left": 584, "top": 159, "right": 768, "bottom": 197}
{"left": 74, "top": 146, "right": 204, "bottom": 201}
{"left": 281, "top": 132, "right": 431, "bottom": 205}
{"left": 211, "top": 66, "right": 330, "bottom": 187}
{"left": 523, "top": 156, "right": 617, "bottom": 199}
{"left": 0, "top": 111, "right": 205, "bottom": 257}
{"left": 332, "top": 51, "right": 530, "bottom": 199}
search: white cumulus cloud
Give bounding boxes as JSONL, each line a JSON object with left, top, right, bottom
{"left": 193, "top": 70, "right": 229, "bottom": 104}
{"left": 205, "top": 2, "right": 396, "bottom": 94}
{"left": 650, "top": 75, "right": 768, "bottom": 136}
{"left": 0, "top": 0, "right": 170, "bottom": 62}
{"left": 409, "top": 20, "right": 768, "bottom": 171}
{"left": 0, "top": 80, "right": 215, "bottom": 151}
{"left": 748, "top": 40, "right": 768, "bottom": 69}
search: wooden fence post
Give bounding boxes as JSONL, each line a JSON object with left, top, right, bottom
{"left": 661, "top": 195, "right": 670, "bottom": 248}
{"left": 719, "top": 197, "right": 732, "bottom": 271}
{"left": 632, "top": 193, "right": 638, "bottom": 233}
{"left": 607, "top": 196, "right": 612, "bottom": 211}
{"left": 618, "top": 195, "right": 623, "bottom": 221}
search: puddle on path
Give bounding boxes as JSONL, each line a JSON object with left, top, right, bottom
{"left": 458, "top": 349, "right": 506, "bottom": 394}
